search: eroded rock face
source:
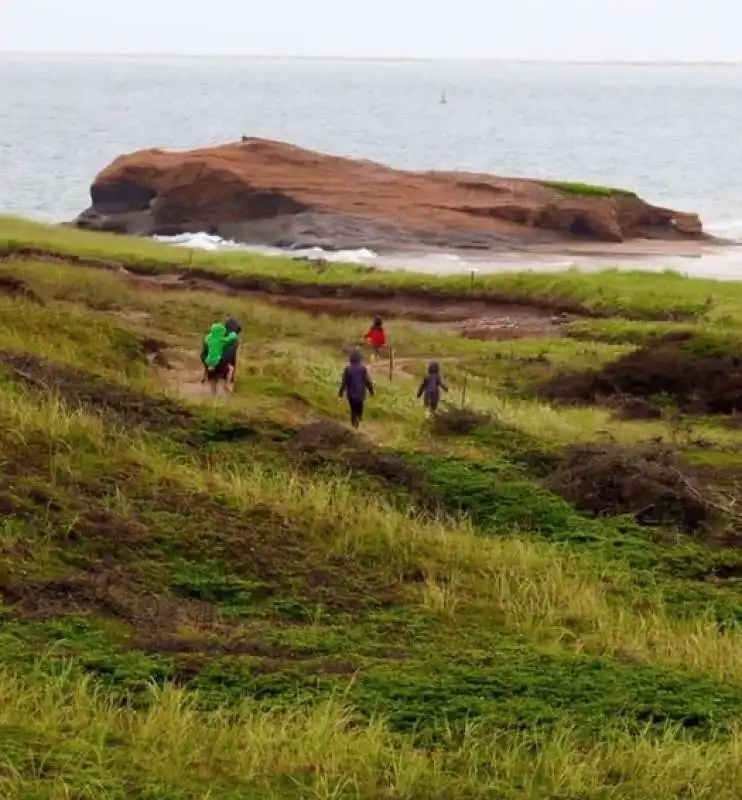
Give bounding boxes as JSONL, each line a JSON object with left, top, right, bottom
{"left": 70, "top": 138, "right": 709, "bottom": 250}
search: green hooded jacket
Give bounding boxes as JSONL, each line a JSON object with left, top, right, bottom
{"left": 203, "top": 322, "right": 237, "bottom": 368}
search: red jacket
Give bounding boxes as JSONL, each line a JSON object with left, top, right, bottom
{"left": 364, "top": 328, "right": 387, "bottom": 348}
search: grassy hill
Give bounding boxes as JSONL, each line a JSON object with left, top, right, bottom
{"left": 3, "top": 216, "right": 742, "bottom": 797}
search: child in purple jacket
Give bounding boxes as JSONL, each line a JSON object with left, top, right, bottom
{"left": 339, "top": 350, "right": 375, "bottom": 428}
{"left": 417, "top": 361, "right": 448, "bottom": 416}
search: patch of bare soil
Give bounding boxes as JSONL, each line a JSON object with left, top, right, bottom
{"left": 0, "top": 351, "right": 193, "bottom": 430}
{"left": 0, "top": 567, "right": 222, "bottom": 633}
{"left": 546, "top": 442, "right": 717, "bottom": 532}
{"left": 240, "top": 289, "right": 568, "bottom": 336}
{"left": 611, "top": 396, "right": 664, "bottom": 421}
{"left": 430, "top": 407, "right": 494, "bottom": 436}
{"left": 0, "top": 275, "right": 44, "bottom": 304}
{"left": 289, "top": 419, "right": 431, "bottom": 500}
{"left": 538, "top": 335, "right": 742, "bottom": 415}
{"left": 457, "top": 312, "right": 577, "bottom": 341}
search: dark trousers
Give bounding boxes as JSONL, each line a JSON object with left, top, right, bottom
{"left": 205, "top": 358, "right": 230, "bottom": 382}
{"left": 348, "top": 398, "right": 364, "bottom": 428}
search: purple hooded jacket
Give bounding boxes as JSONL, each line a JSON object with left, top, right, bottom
{"left": 339, "top": 351, "right": 374, "bottom": 402}
{"left": 417, "top": 361, "right": 448, "bottom": 404}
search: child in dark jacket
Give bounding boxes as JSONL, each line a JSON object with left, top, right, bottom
{"left": 417, "top": 361, "right": 448, "bottom": 416}
{"left": 363, "top": 317, "right": 387, "bottom": 362}
{"left": 339, "top": 350, "right": 374, "bottom": 428}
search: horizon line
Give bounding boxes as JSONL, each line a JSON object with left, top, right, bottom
{"left": 1, "top": 50, "right": 741, "bottom": 66}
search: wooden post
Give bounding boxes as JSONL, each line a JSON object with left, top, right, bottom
{"left": 469, "top": 268, "right": 476, "bottom": 292}
{"left": 389, "top": 345, "right": 394, "bottom": 382}
{"left": 461, "top": 375, "right": 468, "bottom": 407}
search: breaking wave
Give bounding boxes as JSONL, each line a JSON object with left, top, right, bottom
{"left": 153, "top": 232, "right": 379, "bottom": 265}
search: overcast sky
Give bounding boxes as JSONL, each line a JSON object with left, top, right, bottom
{"left": 1, "top": 0, "right": 740, "bottom": 62}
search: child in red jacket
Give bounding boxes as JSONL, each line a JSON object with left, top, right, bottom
{"left": 363, "top": 317, "right": 387, "bottom": 362}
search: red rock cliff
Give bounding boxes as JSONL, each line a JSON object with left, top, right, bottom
{"left": 72, "top": 138, "right": 707, "bottom": 251}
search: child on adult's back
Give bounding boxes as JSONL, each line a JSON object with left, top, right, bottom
{"left": 201, "top": 321, "right": 239, "bottom": 396}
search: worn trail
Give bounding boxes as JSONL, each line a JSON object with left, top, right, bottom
{"left": 0, "top": 243, "right": 591, "bottom": 334}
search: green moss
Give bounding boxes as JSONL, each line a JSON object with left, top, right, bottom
{"left": 541, "top": 180, "right": 639, "bottom": 199}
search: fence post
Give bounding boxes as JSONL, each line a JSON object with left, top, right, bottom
{"left": 460, "top": 374, "right": 468, "bottom": 407}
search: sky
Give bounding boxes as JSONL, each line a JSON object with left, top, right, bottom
{"left": 1, "top": 0, "right": 741, "bottom": 62}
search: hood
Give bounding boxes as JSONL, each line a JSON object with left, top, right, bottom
{"left": 349, "top": 349, "right": 362, "bottom": 364}
{"left": 206, "top": 322, "right": 227, "bottom": 339}
{"left": 225, "top": 317, "right": 242, "bottom": 334}
{"left": 428, "top": 361, "right": 440, "bottom": 374}
{"left": 203, "top": 322, "right": 229, "bottom": 367}
{"left": 372, "top": 317, "right": 383, "bottom": 329}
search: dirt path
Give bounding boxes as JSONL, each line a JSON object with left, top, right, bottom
{"left": 380, "top": 355, "right": 464, "bottom": 381}
{"left": 119, "top": 269, "right": 572, "bottom": 341}
{"left": 146, "top": 346, "right": 230, "bottom": 404}
{"left": 3, "top": 245, "right": 586, "bottom": 339}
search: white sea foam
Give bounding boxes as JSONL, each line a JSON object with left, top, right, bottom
{"left": 153, "top": 231, "right": 742, "bottom": 282}
{"left": 153, "top": 232, "right": 379, "bottom": 265}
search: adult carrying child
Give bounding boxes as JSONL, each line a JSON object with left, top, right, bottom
{"left": 201, "top": 321, "right": 238, "bottom": 395}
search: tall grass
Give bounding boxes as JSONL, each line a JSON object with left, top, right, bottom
{"left": 127, "top": 438, "right": 742, "bottom": 681}
{"left": 3, "top": 379, "right": 742, "bottom": 682}
{"left": 3, "top": 663, "right": 742, "bottom": 798}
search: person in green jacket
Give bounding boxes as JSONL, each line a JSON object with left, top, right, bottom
{"left": 200, "top": 322, "right": 238, "bottom": 395}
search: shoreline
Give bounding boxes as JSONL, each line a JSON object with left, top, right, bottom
{"left": 372, "top": 241, "right": 742, "bottom": 279}
{"left": 159, "top": 229, "right": 742, "bottom": 281}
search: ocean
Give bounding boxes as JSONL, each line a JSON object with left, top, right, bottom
{"left": 3, "top": 54, "right": 742, "bottom": 275}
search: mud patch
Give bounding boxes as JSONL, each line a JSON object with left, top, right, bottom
{"left": 0, "top": 569, "right": 222, "bottom": 635}
{"left": 546, "top": 443, "right": 714, "bottom": 531}
{"left": 183, "top": 417, "right": 293, "bottom": 446}
{"left": 0, "top": 351, "right": 193, "bottom": 430}
{"left": 612, "top": 396, "right": 663, "bottom": 421}
{"left": 430, "top": 407, "right": 494, "bottom": 436}
{"left": 539, "top": 335, "right": 742, "bottom": 415}
{"left": 0, "top": 275, "right": 44, "bottom": 305}
{"left": 289, "top": 420, "right": 431, "bottom": 500}
{"left": 141, "top": 337, "right": 171, "bottom": 368}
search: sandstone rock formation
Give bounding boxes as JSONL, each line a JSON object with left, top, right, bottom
{"left": 72, "top": 138, "right": 708, "bottom": 252}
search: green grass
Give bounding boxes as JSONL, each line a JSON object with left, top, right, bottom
{"left": 1, "top": 213, "right": 737, "bottom": 322}
{"left": 4, "top": 218, "right": 742, "bottom": 795}
{"left": 541, "top": 180, "right": 639, "bottom": 199}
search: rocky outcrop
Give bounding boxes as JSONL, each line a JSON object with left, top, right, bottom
{"left": 71, "top": 138, "right": 709, "bottom": 251}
